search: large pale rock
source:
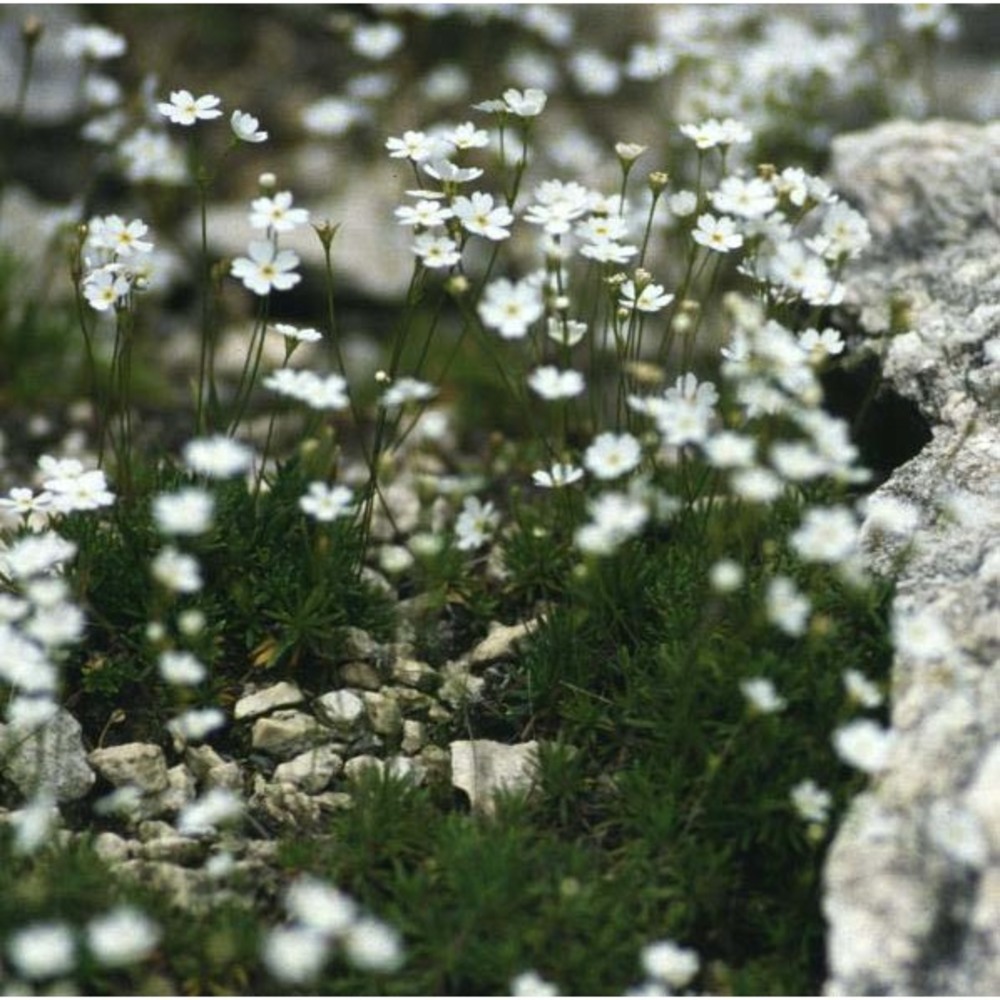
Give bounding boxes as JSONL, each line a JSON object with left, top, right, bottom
{"left": 89, "top": 743, "right": 170, "bottom": 794}
{"left": 450, "top": 740, "right": 539, "bottom": 816}
{"left": 250, "top": 710, "right": 323, "bottom": 758}
{"left": 468, "top": 619, "right": 540, "bottom": 666}
{"left": 823, "top": 120, "right": 1000, "bottom": 996}
{"left": 273, "top": 746, "right": 343, "bottom": 794}
{"left": 314, "top": 690, "right": 367, "bottom": 736}
{"left": 0, "top": 708, "right": 94, "bottom": 802}
{"left": 234, "top": 681, "right": 304, "bottom": 721}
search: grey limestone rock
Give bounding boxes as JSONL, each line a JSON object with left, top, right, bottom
{"left": 233, "top": 681, "right": 305, "bottom": 721}
{"left": 273, "top": 745, "right": 344, "bottom": 794}
{"left": 89, "top": 742, "right": 170, "bottom": 795}
{"left": 450, "top": 740, "right": 539, "bottom": 816}
{"left": 823, "top": 119, "right": 1000, "bottom": 997}
{"left": 0, "top": 708, "right": 95, "bottom": 802}
{"left": 250, "top": 710, "right": 324, "bottom": 758}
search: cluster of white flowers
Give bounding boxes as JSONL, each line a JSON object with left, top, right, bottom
{"left": 262, "top": 875, "right": 404, "bottom": 984}
{"left": 80, "top": 213, "right": 156, "bottom": 313}
{"left": 3, "top": 905, "right": 160, "bottom": 987}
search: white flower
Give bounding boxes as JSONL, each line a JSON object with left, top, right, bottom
{"left": 262, "top": 925, "right": 330, "bottom": 984}
{"left": 527, "top": 366, "right": 585, "bottom": 400}
{"left": 63, "top": 24, "right": 127, "bottom": 60}
{"left": 395, "top": 199, "right": 454, "bottom": 228}
{"left": 575, "top": 492, "right": 649, "bottom": 556}
{"left": 790, "top": 779, "right": 832, "bottom": 825}
{"left": 668, "top": 190, "right": 698, "bottom": 217}
{"left": 769, "top": 441, "right": 829, "bottom": 482}
{"left": 711, "top": 175, "right": 777, "bottom": 219}
{"left": 177, "top": 787, "right": 243, "bottom": 835}
{"left": 641, "top": 939, "right": 700, "bottom": 989}
{"left": 151, "top": 546, "right": 202, "bottom": 593}
{"left": 619, "top": 279, "right": 674, "bottom": 313}
{"left": 299, "top": 483, "right": 355, "bottom": 523}
{"left": 583, "top": 431, "right": 642, "bottom": 480}
{"left": 286, "top": 877, "right": 358, "bottom": 936}
{"left": 231, "top": 241, "right": 301, "bottom": 295}
{"left": 272, "top": 322, "right": 323, "bottom": 344}
{"left": 90, "top": 214, "right": 154, "bottom": 257}
{"left": 343, "top": 917, "right": 405, "bottom": 972}
{"left": 0, "top": 531, "right": 77, "bottom": 580}
{"left": 183, "top": 435, "right": 254, "bottom": 478}
{"left": 579, "top": 239, "right": 638, "bottom": 264}
{"left": 231, "top": 109, "right": 268, "bottom": 143}
{"left": 502, "top": 87, "right": 548, "bottom": 116}
{"left": 83, "top": 268, "right": 130, "bottom": 311}
{"left": 422, "top": 159, "right": 484, "bottom": 185}
{"left": 264, "top": 369, "right": 349, "bottom": 411}
{"left": 511, "top": 970, "right": 560, "bottom": 996}
{"left": 301, "top": 96, "right": 367, "bottom": 136}
{"left": 9, "top": 795, "right": 58, "bottom": 854}
{"left": 386, "top": 130, "right": 448, "bottom": 162}
{"left": 799, "top": 326, "right": 845, "bottom": 359}
{"left": 832, "top": 718, "right": 896, "bottom": 774}
{"left": 87, "top": 907, "right": 160, "bottom": 967}
{"left": 168, "top": 707, "right": 225, "bottom": 744}
{"left": 351, "top": 21, "right": 404, "bottom": 60}
{"left": 692, "top": 213, "right": 743, "bottom": 253}
{"left": 249, "top": 192, "right": 309, "bottom": 232}
{"left": 680, "top": 117, "right": 749, "bottom": 150}
{"left": 44, "top": 468, "right": 116, "bottom": 513}
{"left": 709, "top": 558, "right": 744, "bottom": 593}
{"left": 152, "top": 488, "right": 214, "bottom": 535}
{"left": 704, "top": 431, "right": 755, "bottom": 469}
{"left": 380, "top": 377, "right": 437, "bottom": 408}
{"left": 546, "top": 316, "right": 587, "bottom": 347}
{"left": 740, "top": 677, "right": 787, "bottom": 714}
{"left": 159, "top": 650, "right": 207, "bottom": 686}
{"left": 6, "top": 922, "right": 76, "bottom": 980}
{"left": 790, "top": 506, "right": 858, "bottom": 564}
{"left": 455, "top": 496, "right": 500, "bottom": 551}
{"left": 765, "top": 575, "right": 811, "bottom": 636}
{"left": 157, "top": 89, "right": 223, "bottom": 125}
{"left": 523, "top": 179, "right": 593, "bottom": 235}
{"left": 452, "top": 191, "right": 513, "bottom": 241}
{"left": 730, "top": 466, "right": 783, "bottom": 504}
{"left": 811, "top": 201, "right": 871, "bottom": 260}
{"left": 447, "top": 121, "right": 490, "bottom": 150}
{"left": 412, "top": 233, "right": 461, "bottom": 269}
{"left": 532, "top": 462, "right": 585, "bottom": 488}
{"left": 843, "top": 669, "right": 883, "bottom": 709}
{"left": 478, "top": 278, "right": 544, "bottom": 339}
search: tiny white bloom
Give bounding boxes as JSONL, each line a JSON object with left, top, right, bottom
{"left": 740, "top": 676, "right": 787, "bottom": 714}
{"left": 152, "top": 487, "right": 214, "bottom": 535}
{"left": 832, "top": 718, "right": 896, "bottom": 774}
{"left": 231, "top": 109, "right": 268, "bottom": 143}
{"left": 6, "top": 922, "right": 76, "bottom": 980}
{"left": 159, "top": 649, "right": 207, "bottom": 686}
{"left": 87, "top": 907, "right": 160, "bottom": 967}
{"left": 262, "top": 924, "right": 330, "bottom": 984}
{"left": 151, "top": 546, "right": 202, "bottom": 594}
{"left": 511, "top": 970, "right": 560, "bottom": 996}
{"left": 342, "top": 916, "right": 405, "bottom": 972}
{"left": 641, "top": 939, "right": 700, "bottom": 988}
{"left": 157, "top": 89, "right": 222, "bottom": 126}
{"left": 584, "top": 431, "right": 642, "bottom": 480}
{"left": 299, "top": 483, "right": 355, "bottom": 523}
{"left": 790, "top": 779, "right": 832, "bottom": 825}
{"left": 183, "top": 435, "right": 254, "bottom": 478}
